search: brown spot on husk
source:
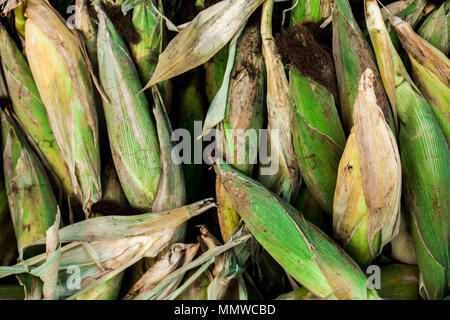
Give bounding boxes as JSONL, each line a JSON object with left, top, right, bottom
{"left": 276, "top": 23, "right": 339, "bottom": 102}
{"left": 91, "top": 200, "right": 136, "bottom": 216}
{"left": 106, "top": 5, "right": 140, "bottom": 45}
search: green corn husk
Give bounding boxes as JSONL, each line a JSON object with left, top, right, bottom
{"left": 294, "top": 185, "right": 327, "bottom": 230}
{"left": 176, "top": 70, "right": 205, "bottom": 204}
{"left": 381, "top": 0, "right": 427, "bottom": 50}
{"left": 259, "top": 0, "right": 300, "bottom": 203}
{"left": 0, "top": 285, "right": 25, "bottom": 300}
{"left": 215, "top": 162, "right": 381, "bottom": 300}
{"left": 76, "top": 273, "right": 124, "bottom": 300}
{"left": 332, "top": 0, "right": 395, "bottom": 132}
{"left": 216, "top": 18, "right": 265, "bottom": 241}
{"left": 96, "top": 6, "right": 160, "bottom": 211}
{"left": 377, "top": 264, "right": 420, "bottom": 300}
{"left": 1, "top": 110, "right": 58, "bottom": 254}
{"left": 0, "top": 23, "right": 73, "bottom": 196}
{"left": 390, "top": 209, "right": 417, "bottom": 265}
{"left": 75, "top": 0, "right": 98, "bottom": 72}
{"left": 418, "top": 1, "right": 449, "bottom": 55}
{"left": 366, "top": 0, "right": 449, "bottom": 300}
{"left": 333, "top": 69, "right": 402, "bottom": 267}
{"left": 24, "top": 0, "right": 101, "bottom": 215}
{"left": 290, "top": 0, "right": 334, "bottom": 25}
{"left": 288, "top": 32, "right": 346, "bottom": 214}
{"left": 0, "top": 199, "right": 214, "bottom": 300}
{"left": 391, "top": 17, "right": 450, "bottom": 145}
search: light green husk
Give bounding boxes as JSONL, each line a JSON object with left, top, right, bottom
{"left": 418, "top": 1, "right": 450, "bottom": 55}
{"left": 391, "top": 17, "right": 450, "bottom": 145}
{"left": 1, "top": 110, "right": 58, "bottom": 255}
{"left": 333, "top": 69, "right": 401, "bottom": 267}
{"left": 377, "top": 264, "right": 420, "bottom": 300}
{"left": 96, "top": 7, "right": 160, "bottom": 211}
{"left": 332, "top": 0, "right": 395, "bottom": 131}
{"left": 216, "top": 161, "right": 381, "bottom": 300}
{"left": 366, "top": 0, "right": 449, "bottom": 300}
{"left": 0, "top": 22, "right": 73, "bottom": 196}
{"left": 24, "top": 0, "right": 101, "bottom": 215}
{"left": 290, "top": 0, "right": 334, "bottom": 25}
{"left": 259, "top": 0, "right": 300, "bottom": 203}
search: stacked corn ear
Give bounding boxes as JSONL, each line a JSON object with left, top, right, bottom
{"left": 24, "top": 0, "right": 101, "bottom": 215}
{"left": 333, "top": 0, "right": 396, "bottom": 132}
{"left": 418, "top": 1, "right": 449, "bottom": 56}
{"left": 366, "top": 0, "right": 450, "bottom": 300}
{"left": 96, "top": 6, "right": 160, "bottom": 211}
{"left": 333, "top": 69, "right": 401, "bottom": 267}
{"left": 377, "top": 264, "right": 420, "bottom": 300}
{"left": 289, "top": 0, "right": 334, "bottom": 25}
{"left": 380, "top": 0, "right": 427, "bottom": 50}
{"left": 390, "top": 209, "right": 417, "bottom": 265}
{"left": 216, "top": 162, "right": 381, "bottom": 300}
{"left": 0, "top": 23, "right": 73, "bottom": 196}
{"left": 216, "top": 19, "right": 265, "bottom": 242}
{"left": 288, "top": 25, "right": 346, "bottom": 214}
{"left": 258, "top": 0, "right": 300, "bottom": 203}
{"left": 391, "top": 17, "right": 450, "bottom": 145}
{"left": 1, "top": 110, "right": 58, "bottom": 255}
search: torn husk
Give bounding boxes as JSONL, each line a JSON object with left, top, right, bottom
{"left": 24, "top": 0, "right": 102, "bottom": 215}
{"left": 258, "top": 0, "right": 300, "bottom": 203}
{"left": 390, "top": 16, "right": 450, "bottom": 144}
{"left": 333, "top": 69, "right": 401, "bottom": 267}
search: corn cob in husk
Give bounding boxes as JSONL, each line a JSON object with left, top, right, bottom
{"left": 24, "top": 0, "right": 101, "bottom": 215}
{"left": 258, "top": 0, "right": 300, "bottom": 203}
{"left": 216, "top": 162, "right": 381, "bottom": 300}
{"left": 333, "top": 69, "right": 401, "bottom": 267}
{"left": 377, "top": 264, "right": 420, "bottom": 300}
{"left": 333, "top": 0, "right": 395, "bottom": 132}
{"left": 418, "top": 1, "right": 449, "bottom": 55}
{"left": 390, "top": 209, "right": 417, "bottom": 265}
{"left": 216, "top": 17, "right": 265, "bottom": 241}
{"left": 96, "top": 6, "right": 160, "bottom": 211}
{"left": 1, "top": 110, "right": 58, "bottom": 254}
{"left": 391, "top": 17, "right": 450, "bottom": 145}
{"left": 0, "top": 23, "right": 73, "bottom": 196}
{"left": 366, "top": 0, "right": 449, "bottom": 300}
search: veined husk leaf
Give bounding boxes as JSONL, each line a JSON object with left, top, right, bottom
{"left": 332, "top": 0, "right": 395, "bottom": 131}
{"left": 24, "top": 0, "right": 101, "bottom": 214}
{"left": 216, "top": 18, "right": 266, "bottom": 241}
{"left": 96, "top": 6, "right": 160, "bottom": 211}
{"left": 390, "top": 209, "right": 417, "bottom": 265}
{"left": 0, "top": 23, "right": 73, "bottom": 196}
{"left": 333, "top": 68, "right": 401, "bottom": 267}
{"left": 418, "top": 1, "right": 449, "bottom": 55}
{"left": 1, "top": 110, "right": 58, "bottom": 255}
{"left": 124, "top": 243, "right": 199, "bottom": 300}
{"left": 366, "top": 0, "right": 450, "bottom": 300}
{"left": 391, "top": 16, "right": 450, "bottom": 145}
{"left": 216, "top": 161, "right": 381, "bottom": 300}
{"left": 258, "top": 0, "right": 300, "bottom": 203}
{"left": 290, "top": 0, "right": 334, "bottom": 25}
{"left": 377, "top": 264, "right": 420, "bottom": 300}
{"left": 0, "top": 199, "right": 214, "bottom": 299}
{"left": 381, "top": 0, "right": 426, "bottom": 49}
{"left": 142, "top": 0, "right": 266, "bottom": 90}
